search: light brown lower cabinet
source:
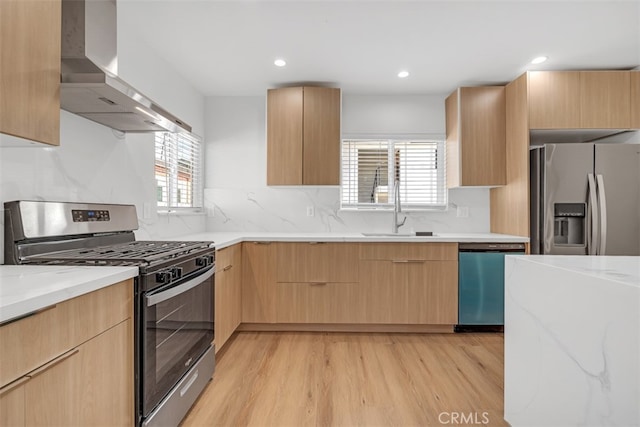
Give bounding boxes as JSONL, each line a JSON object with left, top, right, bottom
{"left": 275, "top": 282, "right": 363, "bottom": 323}
{"left": 0, "top": 279, "right": 133, "bottom": 426}
{"left": 241, "top": 242, "right": 277, "bottom": 323}
{"left": 359, "top": 260, "right": 458, "bottom": 324}
{"left": 215, "top": 244, "right": 242, "bottom": 351}
{"left": 269, "top": 242, "right": 458, "bottom": 326}
{"left": 0, "top": 319, "right": 133, "bottom": 426}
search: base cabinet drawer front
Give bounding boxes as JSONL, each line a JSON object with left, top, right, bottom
{"left": 275, "top": 282, "right": 363, "bottom": 323}
{"left": 277, "top": 242, "right": 359, "bottom": 283}
{"left": 360, "top": 260, "right": 458, "bottom": 325}
{"left": 0, "top": 279, "right": 133, "bottom": 388}
{"left": 359, "top": 243, "right": 458, "bottom": 261}
{"left": 0, "top": 319, "right": 133, "bottom": 427}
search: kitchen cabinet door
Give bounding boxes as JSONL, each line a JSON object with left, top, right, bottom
{"left": 77, "top": 320, "right": 133, "bottom": 426}
{"left": 302, "top": 87, "right": 341, "bottom": 185}
{"left": 406, "top": 261, "right": 458, "bottom": 324}
{"left": 215, "top": 244, "right": 242, "bottom": 351}
{"left": 267, "top": 87, "right": 304, "bottom": 185}
{"left": 359, "top": 260, "right": 408, "bottom": 324}
{"left": 267, "top": 86, "right": 341, "bottom": 185}
{"left": 242, "top": 242, "right": 277, "bottom": 323}
{"left": 445, "top": 86, "right": 506, "bottom": 187}
{"left": 528, "top": 71, "right": 580, "bottom": 129}
{"left": 580, "top": 71, "right": 630, "bottom": 128}
{"left": 631, "top": 71, "right": 640, "bottom": 128}
{"left": 0, "top": 0, "right": 60, "bottom": 146}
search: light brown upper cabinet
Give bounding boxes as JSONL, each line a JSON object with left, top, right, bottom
{"left": 528, "top": 71, "right": 632, "bottom": 129}
{"left": 528, "top": 71, "right": 581, "bottom": 128}
{"left": 580, "top": 71, "right": 630, "bottom": 128}
{"left": 445, "top": 86, "right": 506, "bottom": 188}
{"left": 0, "top": 0, "right": 61, "bottom": 146}
{"left": 629, "top": 72, "right": 640, "bottom": 128}
{"left": 267, "top": 86, "right": 341, "bottom": 185}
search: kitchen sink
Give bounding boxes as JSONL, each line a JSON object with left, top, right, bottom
{"left": 361, "top": 232, "right": 436, "bottom": 237}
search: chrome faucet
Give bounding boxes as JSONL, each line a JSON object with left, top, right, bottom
{"left": 392, "top": 179, "right": 406, "bottom": 233}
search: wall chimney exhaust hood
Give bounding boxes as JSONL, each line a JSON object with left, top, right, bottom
{"left": 60, "top": 0, "right": 192, "bottom": 133}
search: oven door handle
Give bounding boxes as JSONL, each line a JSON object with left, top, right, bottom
{"left": 146, "top": 267, "right": 215, "bottom": 307}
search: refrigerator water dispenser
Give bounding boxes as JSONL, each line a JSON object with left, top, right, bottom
{"left": 553, "top": 203, "right": 585, "bottom": 245}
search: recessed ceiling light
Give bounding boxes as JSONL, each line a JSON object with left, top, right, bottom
{"left": 531, "top": 56, "right": 548, "bottom": 64}
{"left": 398, "top": 71, "right": 410, "bottom": 78}
{"left": 274, "top": 59, "right": 286, "bottom": 67}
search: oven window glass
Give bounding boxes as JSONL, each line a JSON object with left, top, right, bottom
{"left": 143, "top": 271, "right": 214, "bottom": 415}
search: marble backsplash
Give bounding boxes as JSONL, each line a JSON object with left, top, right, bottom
{"left": 204, "top": 186, "right": 490, "bottom": 233}
{"left": 0, "top": 111, "right": 206, "bottom": 263}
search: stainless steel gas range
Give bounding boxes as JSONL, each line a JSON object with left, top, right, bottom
{"left": 4, "top": 200, "right": 215, "bottom": 427}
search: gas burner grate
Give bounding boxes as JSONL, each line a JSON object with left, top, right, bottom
{"left": 23, "top": 241, "right": 213, "bottom": 265}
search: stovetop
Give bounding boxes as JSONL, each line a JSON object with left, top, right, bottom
{"left": 22, "top": 240, "right": 214, "bottom": 267}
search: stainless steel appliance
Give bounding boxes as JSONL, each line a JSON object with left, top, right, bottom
{"left": 60, "top": 0, "right": 191, "bottom": 133}
{"left": 530, "top": 143, "right": 640, "bottom": 255}
{"left": 4, "top": 200, "right": 215, "bottom": 427}
{"left": 456, "top": 243, "right": 525, "bottom": 331}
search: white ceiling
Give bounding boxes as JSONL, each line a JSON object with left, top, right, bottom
{"left": 120, "top": 0, "right": 640, "bottom": 97}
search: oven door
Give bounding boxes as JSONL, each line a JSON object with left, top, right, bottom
{"left": 141, "top": 266, "right": 214, "bottom": 417}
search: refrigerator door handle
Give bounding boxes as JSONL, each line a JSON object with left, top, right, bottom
{"left": 587, "top": 173, "right": 598, "bottom": 255}
{"left": 596, "top": 174, "right": 607, "bottom": 255}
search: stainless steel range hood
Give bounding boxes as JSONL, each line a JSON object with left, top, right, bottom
{"left": 60, "top": 0, "right": 191, "bottom": 133}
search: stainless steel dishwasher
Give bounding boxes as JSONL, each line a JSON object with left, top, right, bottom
{"left": 456, "top": 243, "right": 526, "bottom": 332}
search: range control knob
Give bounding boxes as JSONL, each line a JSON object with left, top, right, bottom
{"left": 171, "top": 267, "right": 183, "bottom": 280}
{"left": 196, "top": 255, "right": 213, "bottom": 267}
{"left": 156, "top": 270, "right": 172, "bottom": 284}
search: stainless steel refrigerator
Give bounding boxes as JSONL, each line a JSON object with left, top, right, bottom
{"left": 530, "top": 143, "right": 640, "bottom": 255}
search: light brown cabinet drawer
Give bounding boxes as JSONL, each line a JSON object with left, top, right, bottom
{"left": 277, "top": 242, "right": 359, "bottom": 282}
{"left": 359, "top": 243, "right": 457, "bottom": 261}
{"left": 275, "top": 282, "right": 364, "bottom": 323}
{"left": 0, "top": 279, "right": 132, "bottom": 387}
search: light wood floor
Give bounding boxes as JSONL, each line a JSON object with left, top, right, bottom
{"left": 182, "top": 332, "right": 507, "bottom": 427}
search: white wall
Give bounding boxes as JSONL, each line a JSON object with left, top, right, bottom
{"left": 203, "top": 94, "right": 491, "bottom": 233}
{"left": 0, "top": 14, "right": 206, "bottom": 263}
{"left": 118, "top": 2, "right": 205, "bottom": 136}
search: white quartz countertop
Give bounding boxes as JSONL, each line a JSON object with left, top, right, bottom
{"left": 0, "top": 265, "right": 138, "bottom": 324}
{"left": 506, "top": 255, "right": 640, "bottom": 288}
{"left": 171, "top": 231, "right": 529, "bottom": 250}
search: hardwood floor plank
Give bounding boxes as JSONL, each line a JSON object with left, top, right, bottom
{"left": 181, "top": 332, "right": 506, "bottom": 427}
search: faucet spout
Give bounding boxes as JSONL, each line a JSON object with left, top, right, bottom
{"left": 392, "top": 179, "right": 406, "bottom": 233}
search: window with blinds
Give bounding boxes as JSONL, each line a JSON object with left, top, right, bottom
{"left": 155, "top": 132, "right": 203, "bottom": 210}
{"left": 341, "top": 139, "right": 446, "bottom": 210}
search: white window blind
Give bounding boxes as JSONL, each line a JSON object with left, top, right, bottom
{"left": 155, "top": 132, "right": 203, "bottom": 210}
{"left": 341, "top": 139, "right": 446, "bottom": 210}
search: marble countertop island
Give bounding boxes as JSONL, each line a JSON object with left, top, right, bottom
{"left": 0, "top": 265, "right": 138, "bottom": 324}
{"left": 504, "top": 255, "right": 640, "bottom": 427}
